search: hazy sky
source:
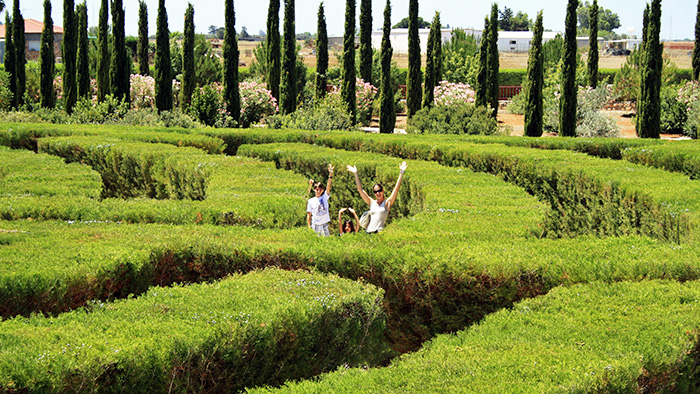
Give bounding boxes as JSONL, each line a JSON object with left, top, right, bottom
{"left": 9, "top": 0, "right": 698, "bottom": 40}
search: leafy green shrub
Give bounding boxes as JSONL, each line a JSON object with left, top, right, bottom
{"left": 267, "top": 94, "right": 355, "bottom": 131}
{"left": 0, "top": 71, "right": 14, "bottom": 111}
{"left": 407, "top": 102, "right": 498, "bottom": 135}
{"left": 189, "top": 83, "right": 224, "bottom": 127}
{"left": 660, "top": 84, "right": 688, "bottom": 134}
{"left": 70, "top": 95, "right": 129, "bottom": 124}
{"left": 685, "top": 101, "right": 700, "bottom": 139}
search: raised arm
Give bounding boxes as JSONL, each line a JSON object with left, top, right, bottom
{"left": 386, "top": 161, "right": 408, "bottom": 211}
{"left": 349, "top": 208, "right": 360, "bottom": 233}
{"left": 338, "top": 207, "right": 347, "bottom": 234}
{"left": 346, "top": 165, "right": 372, "bottom": 205}
{"left": 307, "top": 179, "right": 314, "bottom": 195}
{"left": 325, "top": 164, "right": 334, "bottom": 196}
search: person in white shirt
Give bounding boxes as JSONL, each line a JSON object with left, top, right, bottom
{"left": 306, "top": 164, "right": 334, "bottom": 236}
{"left": 346, "top": 161, "right": 407, "bottom": 233}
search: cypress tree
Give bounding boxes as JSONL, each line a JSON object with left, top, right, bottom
{"left": 476, "top": 16, "right": 489, "bottom": 109}
{"left": 560, "top": 0, "right": 578, "bottom": 137}
{"left": 63, "top": 0, "right": 77, "bottom": 113}
{"left": 155, "top": 0, "right": 172, "bottom": 111}
{"left": 524, "top": 11, "right": 544, "bottom": 137}
{"left": 315, "top": 2, "right": 328, "bottom": 99}
{"left": 693, "top": 0, "right": 700, "bottom": 80}
{"left": 97, "top": 0, "right": 110, "bottom": 101}
{"left": 110, "top": 0, "right": 129, "bottom": 103}
{"left": 266, "top": 0, "right": 280, "bottom": 102}
{"left": 487, "top": 3, "right": 499, "bottom": 118}
{"left": 181, "top": 3, "right": 195, "bottom": 110}
{"left": 588, "top": 0, "right": 599, "bottom": 88}
{"left": 636, "top": 5, "right": 650, "bottom": 135}
{"left": 13, "top": 0, "right": 25, "bottom": 107}
{"left": 434, "top": 17, "right": 442, "bottom": 83}
{"left": 359, "top": 0, "right": 372, "bottom": 85}
{"left": 341, "top": 0, "right": 356, "bottom": 123}
{"left": 76, "top": 2, "right": 90, "bottom": 99}
{"left": 40, "top": 0, "right": 55, "bottom": 108}
{"left": 405, "top": 0, "right": 421, "bottom": 118}
{"left": 279, "top": 0, "right": 296, "bottom": 114}
{"left": 138, "top": 0, "right": 149, "bottom": 76}
{"left": 223, "top": 0, "right": 240, "bottom": 122}
{"left": 638, "top": 0, "right": 662, "bottom": 139}
{"left": 379, "top": 0, "right": 395, "bottom": 133}
{"left": 4, "top": 15, "right": 16, "bottom": 109}
{"left": 422, "top": 12, "right": 440, "bottom": 108}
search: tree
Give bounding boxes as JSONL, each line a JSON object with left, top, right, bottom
{"left": 342, "top": 0, "right": 356, "bottom": 123}
{"left": 76, "top": 2, "right": 90, "bottom": 99}
{"left": 486, "top": 3, "right": 499, "bottom": 118}
{"left": 511, "top": 11, "right": 532, "bottom": 31}
{"left": 223, "top": 0, "right": 240, "bottom": 123}
{"left": 110, "top": 0, "right": 129, "bottom": 103}
{"left": 155, "top": 0, "right": 172, "bottom": 111}
{"left": 560, "top": 0, "right": 578, "bottom": 137}
{"left": 194, "top": 35, "right": 222, "bottom": 86}
{"left": 693, "top": 0, "right": 700, "bottom": 80}
{"left": 392, "top": 16, "right": 429, "bottom": 29}
{"left": 181, "top": 3, "right": 194, "bottom": 110}
{"left": 379, "top": 0, "right": 395, "bottom": 133}
{"left": 138, "top": 1, "right": 149, "bottom": 75}
{"left": 588, "top": 0, "right": 599, "bottom": 88}
{"left": 405, "top": 0, "right": 421, "bottom": 118}
{"left": 637, "top": 0, "right": 662, "bottom": 139}
{"left": 266, "top": 0, "right": 281, "bottom": 101}
{"left": 498, "top": 6, "right": 513, "bottom": 30}
{"left": 422, "top": 12, "right": 440, "bottom": 108}
{"left": 97, "top": 0, "right": 110, "bottom": 101}
{"left": 0, "top": 0, "right": 4, "bottom": 13}
{"left": 280, "top": 0, "right": 296, "bottom": 114}
{"left": 63, "top": 0, "right": 77, "bottom": 113}
{"left": 476, "top": 16, "right": 490, "bottom": 109}
{"left": 315, "top": 2, "right": 328, "bottom": 99}
{"left": 40, "top": 0, "right": 55, "bottom": 108}
{"left": 359, "top": 0, "right": 372, "bottom": 86}
{"left": 4, "top": 14, "right": 16, "bottom": 108}
{"left": 13, "top": 0, "right": 25, "bottom": 107}
{"left": 578, "top": 1, "right": 620, "bottom": 32}
{"left": 524, "top": 11, "right": 544, "bottom": 137}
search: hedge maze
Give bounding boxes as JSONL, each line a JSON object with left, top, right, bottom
{"left": 1, "top": 122, "right": 700, "bottom": 392}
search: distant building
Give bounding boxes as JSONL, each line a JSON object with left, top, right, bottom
{"left": 576, "top": 36, "right": 605, "bottom": 49}
{"left": 0, "top": 19, "right": 64, "bottom": 63}
{"left": 496, "top": 31, "right": 561, "bottom": 52}
{"left": 604, "top": 39, "right": 642, "bottom": 51}
{"left": 371, "top": 28, "right": 482, "bottom": 55}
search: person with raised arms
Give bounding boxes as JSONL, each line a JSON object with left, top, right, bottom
{"left": 346, "top": 161, "right": 407, "bottom": 233}
{"left": 306, "top": 164, "right": 334, "bottom": 236}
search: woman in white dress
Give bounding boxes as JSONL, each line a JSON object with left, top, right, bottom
{"left": 346, "top": 161, "right": 408, "bottom": 233}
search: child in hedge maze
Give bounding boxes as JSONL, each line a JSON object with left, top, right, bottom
{"left": 306, "top": 164, "right": 334, "bottom": 236}
{"left": 347, "top": 161, "right": 408, "bottom": 234}
{"left": 338, "top": 207, "right": 360, "bottom": 235}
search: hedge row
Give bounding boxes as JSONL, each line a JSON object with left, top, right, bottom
{"left": 622, "top": 141, "right": 700, "bottom": 180}
{"left": 251, "top": 280, "right": 700, "bottom": 393}
{"left": 0, "top": 268, "right": 387, "bottom": 393}
{"left": 1, "top": 140, "right": 306, "bottom": 227}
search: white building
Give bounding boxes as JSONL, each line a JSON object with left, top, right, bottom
{"left": 371, "top": 28, "right": 482, "bottom": 55}
{"left": 497, "top": 31, "right": 561, "bottom": 52}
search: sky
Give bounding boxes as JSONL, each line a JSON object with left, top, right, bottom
{"left": 7, "top": 0, "right": 698, "bottom": 40}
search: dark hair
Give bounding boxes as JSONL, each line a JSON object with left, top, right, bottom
{"left": 314, "top": 182, "right": 326, "bottom": 191}
{"left": 342, "top": 219, "right": 355, "bottom": 234}
{"left": 372, "top": 183, "right": 383, "bottom": 192}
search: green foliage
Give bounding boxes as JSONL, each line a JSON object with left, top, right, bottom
{"left": 40, "top": 0, "right": 56, "bottom": 109}
{"left": 267, "top": 94, "right": 354, "bottom": 131}
{"left": 636, "top": 1, "right": 663, "bottom": 139}
{"left": 76, "top": 2, "right": 90, "bottom": 100}
{"left": 342, "top": 0, "right": 356, "bottom": 123}
{"left": 4, "top": 14, "right": 16, "bottom": 109}
{"left": 12, "top": 0, "right": 25, "bottom": 107}
{"left": 0, "top": 72, "right": 12, "bottom": 111}
{"left": 315, "top": 3, "right": 328, "bottom": 99}
{"left": 155, "top": 0, "right": 172, "bottom": 111}
{"left": 110, "top": 0, "right": 130, "bottom": 104}
{"left": 194, "top": 35, "right": 222, "bottom": 86}
{"left": 379, "top": 0, "right": 395, "bottom": 134}
{"left": 266, "top": 0, "right": 281, "bottom": 102}
{"left": 405, "top": 0, "right": 421, "bottom": 118}
{"left": 407, "top": 102, "right": 499, "bottom": 135}
{"left": 70, "top": 95, "right": 129, "bottom": 124}
{"left": 97, "top": 0, "right": 110, "bottom": 101}
{"left": 392, "top": 16, "right": 429, "bottom": 29}
{"left": 695, "top": 0, "right": 700, "bottom": 80}
{"left": 138, "top": 0, "right": 149, "bottom": 76}
{"left": 587, "top": 0, "right": 599, "bottom": 88}
{"left": 359, "top": 0, "right": 372, "bottom": 86}
{"left": 190, "top": 84, "right": 223, "bottom": 126}
{"left": 486, "top": 4, "right": 499, "bottom": 118}
{"left": 62, "top": 0, "right": 77, "bottom": 113}
{"left": 476, "top": 17, "right": 489, "bottom": 109}
{"left": 578, "top": 0, "right": 620, "bottom": 31}
{"left": 422, "top": 12, "right": 440, "bottom": 109}
{"left": 441, "top": 29, "right": 479, "bottom": 86}
{"left": 660, "top": 85, "right": 687, "bottom": 134}
{"left": 181, "top": 3, "right": 195, "bottom": 110}
{"left": 560, "top": 0, "right": 579, "bottom": 137}
{"left": 524, "top": 11, "right": 544, "bottom": 137}
{"left": 280, "top": 0, "right": 297, "bottom": 114}
{"left": 223, "top": 0, "right": 240, "bottom": 123}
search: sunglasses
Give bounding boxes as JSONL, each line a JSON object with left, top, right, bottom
{"left": 373, "top": 189, "right": 383, "bottom": 194}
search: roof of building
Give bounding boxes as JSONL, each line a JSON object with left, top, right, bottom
{"left": 0, "top": 19, "right": 64, "bottom": 39}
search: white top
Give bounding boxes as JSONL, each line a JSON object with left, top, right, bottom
{"left": 307, "top": 194, "right": 330, "bottom": 225}
{"left": 365, "top": 199, "right": 388, "bottom": 233}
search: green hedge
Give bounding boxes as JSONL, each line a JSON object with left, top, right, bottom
{"left": 622, "top": 141, "right": 700, "bottom": 180}
{"left": 250, "top": 280, "right": 700, "bottom": 393}
{"left": 499, "top": 69, "right": 526, "bottom": 86}
{"left": 0, "top": 268, "right": 387, "bottom": 393}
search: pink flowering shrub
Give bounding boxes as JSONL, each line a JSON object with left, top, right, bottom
{"left": 677, "top": 80, "right": 700, "bottom": 112}
{"left": 239, "top": 81, "right": 278, "bottom": 128}
{"left": 329, "top": 78, "right": 377, "bottom": 125}
{"left": 433, "top": 81, "right": 476, "bottom": 106}
{"left": 130, "top": 74, "right": 156, "bottom": 109}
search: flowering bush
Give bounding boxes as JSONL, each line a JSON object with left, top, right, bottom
{"left": 678, "top": 81, "right": 700, "bottom": 138}
{"left": 239, "top": 81, "right": 278, "bottom": 128}
{"left": 130, "top": 74, "right": 156, "bottom": 109}
{"left": 433, "top": 81, "right": 476, "bottom": 106}
{"left": 329, "top": 78, "right": 377, "bottom": 126}
{"left": 677, "top": 80, "right": 700, "bottom": 112}
{"left": 685, "top": 101, "right": 700, "bottom": 139}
